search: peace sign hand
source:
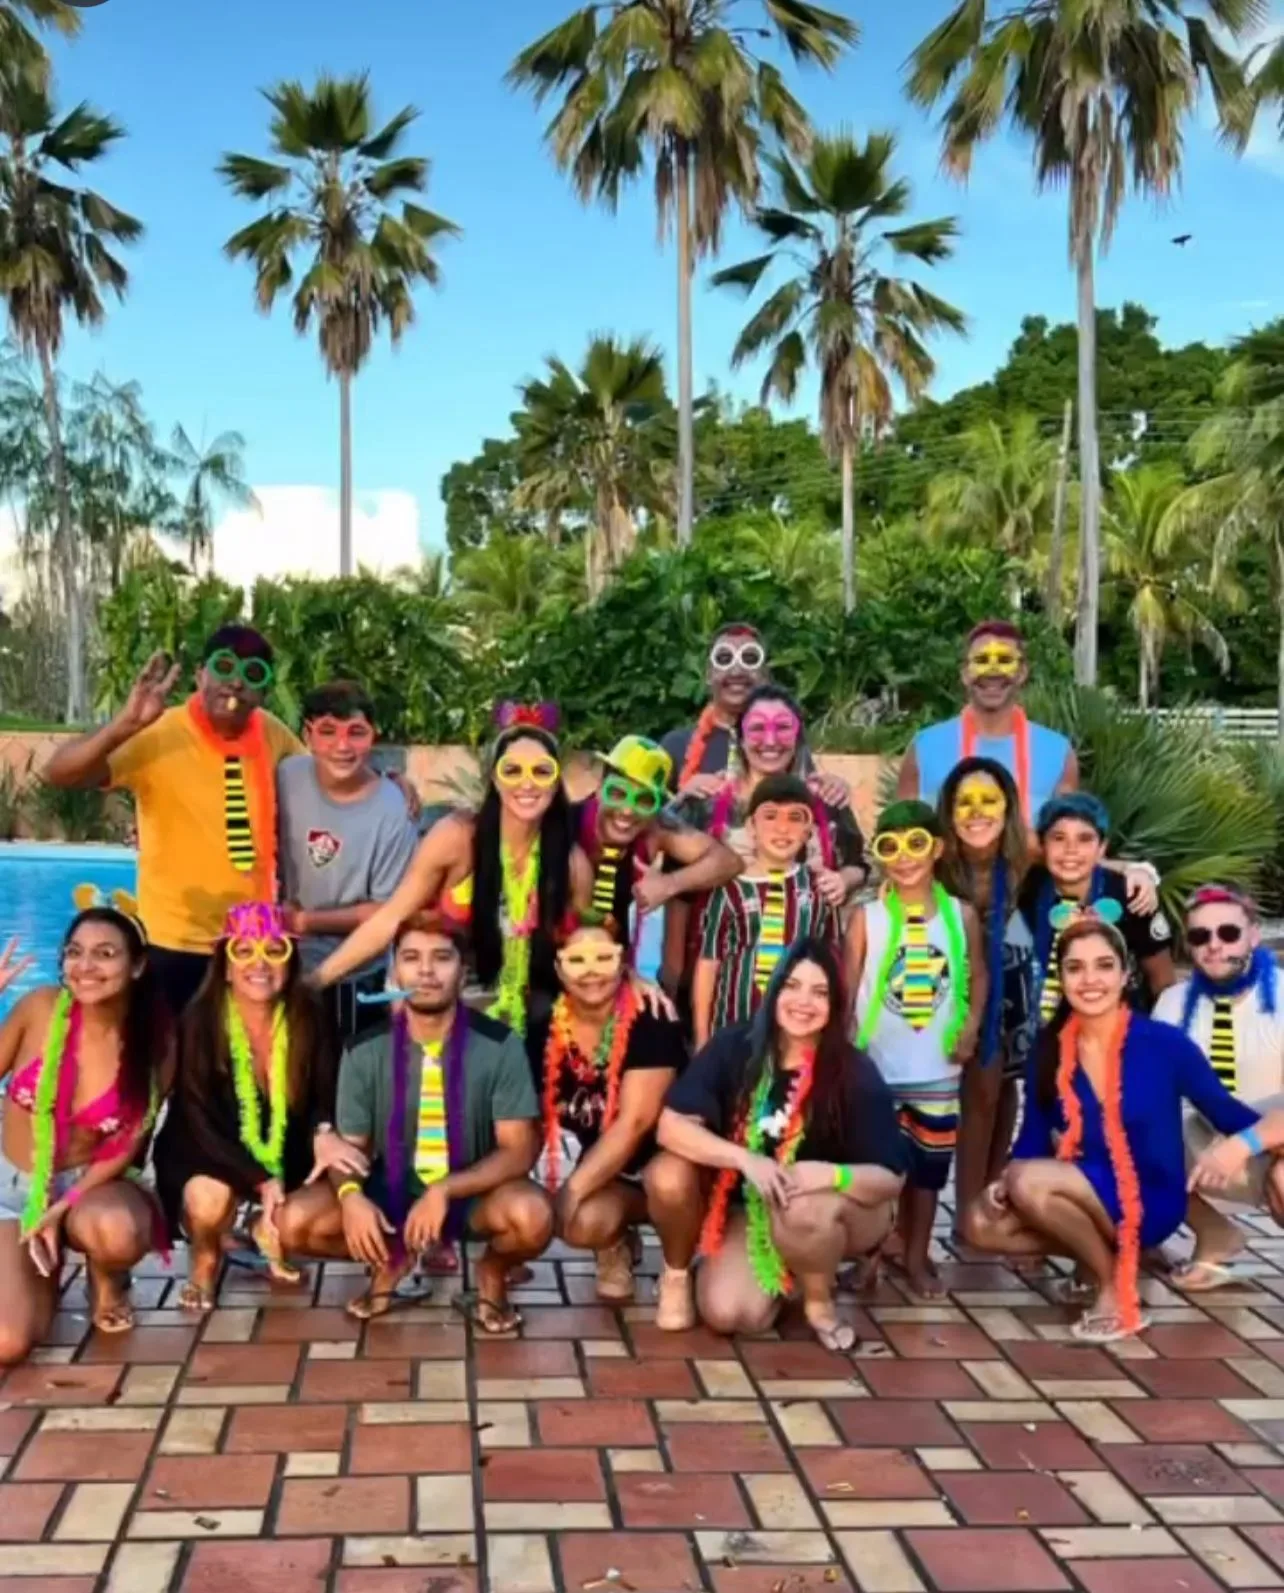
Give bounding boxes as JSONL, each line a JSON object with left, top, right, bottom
{"left": 0, "top": 938, "right": 33, "bottom": 999}
{"left": 120, "top": 652, "right": 180, "bottom": 732}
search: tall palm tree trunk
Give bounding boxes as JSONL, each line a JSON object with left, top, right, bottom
{"left": 1046, "top": 397, "right": 1073, "bottom": 624}
{"left": 339, "top": 373, "right": 353, "bottom": 578}
{"left": 841, "top": 439, "right": 855, "bottom": 614}
{"left": 37, "top": 342, "right": 83, "bottom": 722}
{"left": 1276, "top": 545, "right": 1284, "bottom": 752}
{"left": 675, "top": 141, "right": 695, "bottom": 549}
{"left": 1073, "top": 234, "right": 1101, "bottom": 686}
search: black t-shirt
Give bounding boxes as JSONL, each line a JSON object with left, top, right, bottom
{"left": 526, "top": 1005, "right": 687, "bottom": 1174}
{"left": 665, "top": 1023, "right": 908, "bottom": 1176}
{"left": 1016, "top": 866, "right": 1173, "bottom": 1012}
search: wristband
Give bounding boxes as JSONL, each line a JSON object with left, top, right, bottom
{"left": 336, "top": 1180, "right": 363, "bottom": 1201}
{"left": 833, "top": 1165, "right": 854, "bottom": 1193}
{"left": 1239, "top": 1126, "right": 1266, "bottom": 1157}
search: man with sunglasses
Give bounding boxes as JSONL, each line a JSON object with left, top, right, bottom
{"left": 576, "top": 735, "right": 740, "bottom": 949}
{"left": 45, "top": 626, "right": 302, "bottom": 1016}
{"left": 1154, "top": 887, "right": 1284, "bottom": 1289}
{"left": 278, "top": 682, "right": 418, "bottom": 1039}
{"left": 898, "top": 620, "right": 1077, "bottom": 827}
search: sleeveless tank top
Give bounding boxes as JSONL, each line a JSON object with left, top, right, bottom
{"left": 913, "top": 714, "right": 1071, "bottom": 814}
{"left": 857, "top": 896, "right": 961, "bottom": 1087}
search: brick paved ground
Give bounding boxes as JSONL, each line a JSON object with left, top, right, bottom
{"left": 8, "top": 1209, "right": 1284, "bottom": 1590}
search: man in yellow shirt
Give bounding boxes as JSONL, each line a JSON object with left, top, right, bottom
{"left": 45, "top": 626, "right": 302, "bottom": 1013}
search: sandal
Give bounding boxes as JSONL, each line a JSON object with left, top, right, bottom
{"left": 1070, "top": 1310, "right": 1152, "bottom": 1345}
{"left": 1049, "top": 1274, "right": 1097, "bottom": 1306}
{"left": 345, "top": 1265, "right": 421, "bottom": 1321}
{"left": 809, "top": 1318, "right": 858, "bottom": 1353}
{"left": 1171, "top": 1259, "right": 1238, "bottom": 1293}
{"left": 251, "top": 1219, "right": 303, "bottom": 1285}
{"left": 178, "top": 1280, "right": 216, "bottom": 1314}
{"left": 453, "top": 1291, "right": 522, "bottom": 1336}
{"left": 89, "top": 1271, "right": 135, "bottom": 1336}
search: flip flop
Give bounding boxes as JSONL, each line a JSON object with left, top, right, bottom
{"left": 453, "top": 1291, "right": 522, "bottom": 1336}
{"left": 1171, "top": 1259, "right": 1239, "bottom": 1293}
{"left": 1048, "top": 1274, "right": 1097, "bottom": 1306}
{"left": 1070, "top": 1310, "right": 1152, "bottom": 1345}
{"left": 177, "top": 1281, "right": 216, "bottom": 1314}
{"left": 808, "top": 1318, "right": 858, "bottom": 1353}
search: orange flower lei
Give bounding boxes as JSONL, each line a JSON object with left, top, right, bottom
{"left": 680, "top": 704, "right": 723, "bottom": 787}
{"left": 1055, "top": 1010, "right": 1144, "bottom": 1333}
{"left": 697, "top": 1051, "right": 814, "bottom": 1274}
{"left": 542, "top": 984, "right": 641, "bottom": 1192}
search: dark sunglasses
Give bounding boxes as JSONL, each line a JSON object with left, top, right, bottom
{"left": 1187, "top": 923, "right": 1245, "bottom": 947}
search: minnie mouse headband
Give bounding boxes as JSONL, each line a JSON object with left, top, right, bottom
{"left": 72, "top": 884, "right": 148, "bottom": 944}
{"left": 494, "top": 701, "right": 560, "bottom": 735}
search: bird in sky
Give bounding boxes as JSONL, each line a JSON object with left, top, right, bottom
{"left": 1172, "top": 233, "right": 1193, "bottom": 246}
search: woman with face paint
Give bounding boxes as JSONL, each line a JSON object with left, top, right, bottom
{"left": 964, "top": 917, "right": 1261, "bottom": 1343}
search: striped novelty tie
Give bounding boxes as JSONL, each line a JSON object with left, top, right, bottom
{"left": 901, "top": 907, "right": 936, "bottom": 1031}
{"left": 753, "top": 872, "right": 788, "bottom": 992}
{"left": 1209, "top": 998, "right": 1236, "bottom": 1092}
{"left": 223, "top": 757, "right": 256, "bottom": 874}
{"left": 414, "top": 1039, "right": 449, "bottom": 1183}
{"left": 1039, "top": 897, "right": 1078, "bottom": 1022}
{"left": 593, "top": 847, "right": 623, "bottom": 919}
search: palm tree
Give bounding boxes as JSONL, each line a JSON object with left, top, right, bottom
{"left": 0, "top": 64, "right": 142, "bottom": 720}
{"left": 67, "top": 373, "right": 172, "bottom": 590}
{"left": 511, "top": 334, "right": 674, "bottom": 597}
{"left": 509, "top": 0, "right": 859, "bottom": 550}
{"left": 452, "top": 532, "right": 585, "bottom": 634}
{"left": 1103, "top": 462, "right": 1236, "bottom": 708}
{"left": 1171, "top": 326, "right": 1284, "bottom": 744}
{"left": 168, "top": 424, "right": 257, "bottom": 576}
{"left": 907, "top": 0, "right": 1258, "bottom": 688}
{"left": 0, "top": 2, "right": 79, "bottom": 84}
{"left": 219, "top": 74, "right": 460, "bottom": 577}
{"left": 712, "top": 130, "right": 964, "bottom": 612}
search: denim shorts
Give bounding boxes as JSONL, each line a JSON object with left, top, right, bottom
{"left": 0, "top": 1143, "right": 78, "bottom": 1223}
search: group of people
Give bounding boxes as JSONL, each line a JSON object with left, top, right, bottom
{"left": 0, "top": 617, "right": 1281, "bottom": 1361}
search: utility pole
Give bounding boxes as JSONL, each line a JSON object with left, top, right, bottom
{"left": 1045, "top": 398, "right": 1073, "bottom": 625}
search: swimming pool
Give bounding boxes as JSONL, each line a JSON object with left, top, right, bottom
{"left": 0, "top": 842, "right": 136, "bottom": 1019}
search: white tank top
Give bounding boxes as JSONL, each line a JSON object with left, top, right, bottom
{"left": 857, "top": 895, "right": 961, "bottom": 1086}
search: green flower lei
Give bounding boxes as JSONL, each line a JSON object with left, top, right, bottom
{"left": 20, "top": 990, "right": 74, "bottom": 1236}
{"left": 742, "top": 1060, "right": 811, "bottom": 1297}
{"left": 226, "top": 995, "right": 289, "bottom": 1180}
{"left": 857, "top": 883, "right": 969, "bottom": 1054}
{"left": 489, "top": 839, "right": 540, "bottom": 1036}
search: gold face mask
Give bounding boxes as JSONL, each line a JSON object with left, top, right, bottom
{"left": 966, "top": 643, "right": 1023, "bottom": 680}
{"left": 954, "top": 777, "right": 1007, "bottom": 826}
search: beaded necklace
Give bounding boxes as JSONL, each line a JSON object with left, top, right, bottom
{"left": 698, "top": 1048, "right": 814, "bottom": 1296}
{"left": 489, "top": 839, "right": 540, "bottom": 1035}
{"left": 541, "top": 985, "right": 639, "bottom": 1190}
{"left": 226, "top": 996, "right": 289, "bottom": 1179}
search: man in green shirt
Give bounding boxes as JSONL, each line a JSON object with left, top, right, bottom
{"left": 333, "top": 916, "right": 550, "bottom": 1331}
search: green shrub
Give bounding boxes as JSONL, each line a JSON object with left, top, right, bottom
{"left": 28, "top": 782, "right": 132, "bottom": 845}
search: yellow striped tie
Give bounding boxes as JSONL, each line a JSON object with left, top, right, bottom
{"left": 901, "top": 907, "right": 935, "bottom": 1031}
{"left": 1209, "top": 998, "right": 1236, "bottom": 1092}
{"left": 753, "top": 872, "right": 788, "bottom": 992}
{"left": 223, "top": 757, "right": 255, "bottom": 874}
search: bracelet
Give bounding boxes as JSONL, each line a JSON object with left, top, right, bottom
{"left": 1239, "top": 1126, "right": 1266, "bottom": 1158}
{"left": 336, "top": 1180, "right": 363, "bottom": 1201}
{"left": 832, "top": 1165, "right": 854, "bottom": 1193}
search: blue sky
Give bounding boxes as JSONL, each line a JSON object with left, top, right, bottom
{"left": 42, "top": 0, "right": 1284, "bottom": 548}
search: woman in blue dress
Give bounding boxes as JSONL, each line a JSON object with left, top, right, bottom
{"left": 961, "top": 914, "right": 1262, "bottom": 1343}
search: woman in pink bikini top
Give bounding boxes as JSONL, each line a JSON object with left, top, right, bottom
{"left": 0, "top": 898, "right": 173, "bottom": 1361}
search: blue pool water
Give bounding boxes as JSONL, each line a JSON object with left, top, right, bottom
{"left": 0, "top": 842, "right": 137, "bottom": 1019}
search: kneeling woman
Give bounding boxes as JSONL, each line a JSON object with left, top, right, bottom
{"left": 154, "top": 904, "right": 357, "bottom": 1310}
{"left": 528, "top": 920, "right": 688, "bottom": 1320}
{"left": 653, "top": 939, "right": 906, "bottom": 1349}
{"left": 0, "top": 900, "right": 171, "bottom": 1356}
{"left": 962, "top": 916, "right": 1261, "bottom": 1343}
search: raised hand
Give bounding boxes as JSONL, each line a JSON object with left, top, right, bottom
{"left": 120, "top": 652, "right": 181, "bottom": 732}
{"left": 0, "top": 938, "right": 33, "bottom": 999}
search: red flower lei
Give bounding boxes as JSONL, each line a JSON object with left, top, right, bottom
{"left": 542, "top": 984, "right": 640, "bottom": 1191}
{"left": 698, "top": 1052, "right": 814, "bottom": 1263}
{"left": 680, "top": 704, "right": 723, "bottom": 787}
{"left": 1055, "top": 1010, "right": 1144, "bottom": 1333}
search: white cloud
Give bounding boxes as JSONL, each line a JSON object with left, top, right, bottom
{"left": 211, "top": 485, "right": 424, "bottom": 589}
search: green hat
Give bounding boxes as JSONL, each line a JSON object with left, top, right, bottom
{"left": 875, "top": 798, "right": 942, "bottom": 838}
{"left": 600, "top": 735, "right": 673, "bottom": 797}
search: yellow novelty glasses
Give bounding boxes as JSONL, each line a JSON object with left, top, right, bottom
{"left": 226, "top": 936, "right": 294, "bottom": 967}
{"left": 495, "top": 754, "right": 562, "bottom": 790}
{"left": 967, "top": 643, "right": 1023, "bottom": 678}
{"left": 557, "top": 943, "right": 625, "bottom": 977}
{"left": 872, "top": 828, "right": 936, "bottom": 864}
{"left": 954, "top": 778, "right": 1007, "bottom": 824}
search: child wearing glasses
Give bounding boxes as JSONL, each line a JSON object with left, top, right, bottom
{"left": 525, "top": 919, "right": 690, "bottom": 1322}
{"left": 845, "top": 800, "right": 986, "bottom": 1298}
{"left": 573, "top": 736, "right": 740, "bottom": 956}
{"left": 693, "top": 775, "right": 840, "bottom": 1049}
{"left": 277, "top": 681, "right": 418, "bottom": 1039}
{"left": 1154, "top": 886, "right": 1284, "bottom": 1290}
{"left": 43, "top": 627, "right": 303, "bottom": 1017}
{"left": 153, "top": 903, "right": 361, "bottom": 1311}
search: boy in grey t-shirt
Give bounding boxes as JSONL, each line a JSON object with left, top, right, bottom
{"left": 278, "top": 681, "right": 417, "bottom": 1035}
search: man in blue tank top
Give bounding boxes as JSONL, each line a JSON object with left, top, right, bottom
{"left": 897, "top": 620, "right": 1077, "bottom": 829}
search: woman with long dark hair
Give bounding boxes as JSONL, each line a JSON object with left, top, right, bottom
{"left": 314, "top": 704, "right": 590, "bottom": 1037}
{"left": 937, "top": 756, "right": 1033, "bottom": 1233}
{"left": 962, "top": 916, "right": 1261, "bottom": 1343}
{"left": 0, "top": 898, "right": 172, "bottom": 1356}
{"left": 154, "top": 903, "right": 357, "bottom": 1310}
{"left": 652, "top": 938, "right": 905, "bottom": 1348}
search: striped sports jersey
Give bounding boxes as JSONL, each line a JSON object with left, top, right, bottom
{"left": 700, "top": 865, "right": 834, "bottom": 1032}
{"left": 223, "top": 757, "right": 256, "bottom": 873}
{"left": 413, "top": 1038, "right": 448, "bottom": 1182}
{"left": 1209, "top": 997, "right": 1236, "bottom": 1091}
